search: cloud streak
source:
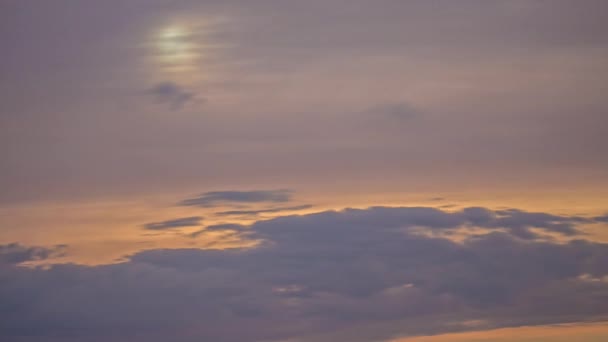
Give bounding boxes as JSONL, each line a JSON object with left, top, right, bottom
{"left": 214, "top": 204, "right": 313, "bottom": 217}
{"left": 143, "top": 216, "right": 203, "bottom": 230}
{"left": 178, "top": 189, "right": 293, "bottom": 208}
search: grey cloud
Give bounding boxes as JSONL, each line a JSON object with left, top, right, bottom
{"left": 594, "top": 214, "right": 608, "bottom": 223}
{"left": 490, "top": 209, "right": 588, "bottom": 237}
{"left": 204, "top": 223, "right": 247, "bottom": 232}
{"left": 0, "top": 243, "right": 66, "bottom": 266}
{"left": 252, "top": 206, "right": 586, "bottom": 241}
{"left": 179, "top": 189, "right": 293, "bottom": 208}
{"left": 215, "top": 204, "right": 313, "bottom": 217}
{"left": 459, "top": 207, "right": 587, "bottom": 239}
{"left": 143, "top": 216, "right": 203, "bottom": 230}
{"left": 146, "top": 82, "right": 200, "bottom": 110}
{"left": 1, "top": 206, "right": 607, "bottom": 341}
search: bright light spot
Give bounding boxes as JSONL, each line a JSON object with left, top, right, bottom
{"left": 149, "top": 21, "right": 211, "bottom": 82}
{"left": 147, "top": 17, "right": 228, "bottom": 83}
{"left": 155, "top": 24, "right": 200, "bottom": 66}
{"left": 159, "top": 26, "right": 187, "bottom": 40}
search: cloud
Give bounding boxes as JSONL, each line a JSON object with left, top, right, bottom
{"left": 143, "top": 216, "right": 203, "bottom": 230}
{"left": 202, "top": 223, "right": 247, "bottom": 232}
{"left": 0, "top": 243, "right": 66, "bottom": 266}
{"left": 1, "top": 206, "right": 607, "bottom": 341}
{"left": 594, "top": 214, "right": 608, "bottom": 223}
{"left": 178, "top": 189, "right": 293, "bottom": 208}
{"left": 214, "top": 204, "right": 313, "bottom": 217}
{"left": 146, "top": 82, "right": 200, "bottom": 110}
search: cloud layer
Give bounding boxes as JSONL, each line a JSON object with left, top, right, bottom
{"left": 2, "top": 206, "right": 608, "bottom": 341}
{"left": 2, "top": 1, "right": 607, "bottom": 203}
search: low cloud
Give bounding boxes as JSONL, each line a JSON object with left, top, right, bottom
{"left": 0, "top": 243, "right": 66, "bottom": 266}
{"left": 594, "top": 214, "right": 608, "bottom": 223}
{"left": 143, "top": 216, "right": 203, "bottom": 230}
{"left": 2, "top": 206, "right": 608, "bottom": 341}
{"left": 178, "top": 189, "right": 293, "bottom": 208}
{"left": 146, "top": 82, "right": 200, "bottom": 110}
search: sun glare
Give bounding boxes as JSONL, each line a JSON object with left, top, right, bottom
{"left": 155, "top": 24, "right": 201, "bottom": 69}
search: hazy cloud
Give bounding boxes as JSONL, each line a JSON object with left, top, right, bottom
{"left": 146, "top": 82, "right": 200, "bottom": 110}
{"left": 143, "top": 216, "right": 203, "bottom": 230}
{"left": 215, "top": 204, "right": 313, "bottom": 217}
{"left": 2, "top": 1, "right": 608, "bottom": 204}
{"left": 179, "top": 190, "right": 293, "bottom": 208}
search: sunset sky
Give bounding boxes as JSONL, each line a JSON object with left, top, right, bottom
{"left": 1, "top": 1, "right": 608, "bottom": 341}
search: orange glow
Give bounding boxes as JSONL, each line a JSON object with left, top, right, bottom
{"left": 392, "top": 322, "right": 608, "bottom": 342}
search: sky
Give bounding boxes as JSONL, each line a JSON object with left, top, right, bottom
{"left": 1, "top": 0, "right": 608, "bottom": 341}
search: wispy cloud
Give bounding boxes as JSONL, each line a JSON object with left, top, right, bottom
{"left": 178, "top": 189, "right": 293, "bottom": 208}
{"left": 146, "top": 82, "right": 201, "bottom": 110}
{"left": 214, "top": 204, "right": 313, "bottom": 217}
{"left": 143, "top": 216, "right": 203, "bottom": 230}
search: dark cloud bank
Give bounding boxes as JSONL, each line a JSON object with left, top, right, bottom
{"left": 3, "top": 206, "right": 608, "bottom": 341}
